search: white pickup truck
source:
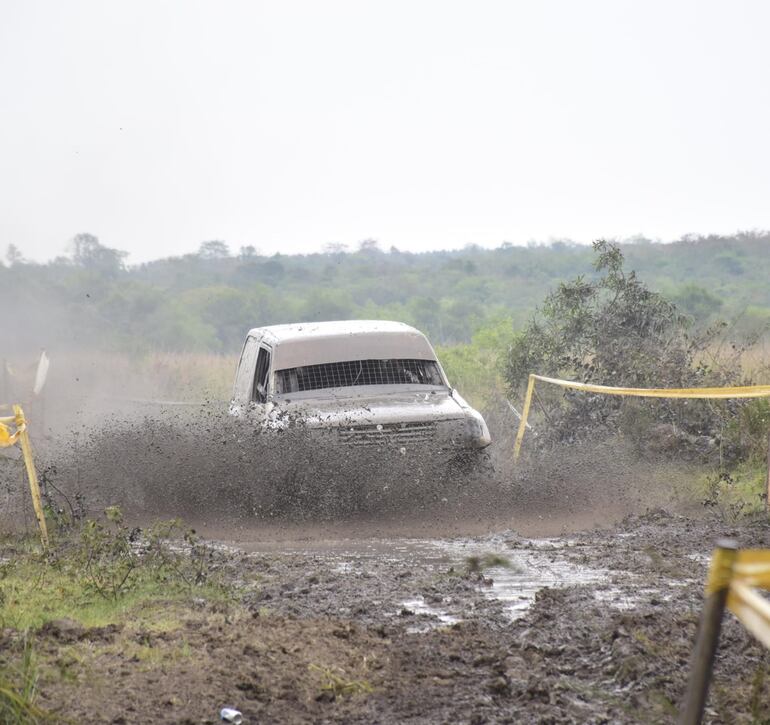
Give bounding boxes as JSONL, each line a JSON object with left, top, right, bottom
{"left": 229, "top": 320, "right": 491, "bottom": 454}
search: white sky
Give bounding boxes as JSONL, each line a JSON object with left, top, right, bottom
{"left": 2, "top": 0, "right": 769, "bottom": 263}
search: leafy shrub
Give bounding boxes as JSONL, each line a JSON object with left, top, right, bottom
{"left": 504, "top": 241, "right": 750, "bottom": 458}
{"left": 73, "top": 507, "right": 217, "bottom": 601}
{"left": 724, "top": 397, "right": 770, "bottom": 465}
{"left": 77, "top": 506, "right": 139, "bottom": 600}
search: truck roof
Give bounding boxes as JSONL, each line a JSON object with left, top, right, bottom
{"left": 247, "top": 320, "right": 438, "bottom": 370}
{"left": 250, "top": 320, "right": 416, "bottom": 342}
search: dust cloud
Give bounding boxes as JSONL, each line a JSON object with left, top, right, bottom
{"left": 1, "top": 365, "right": 703, "bottom": 540}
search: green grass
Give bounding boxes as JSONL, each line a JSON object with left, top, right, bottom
{"left": 309, "top": 664, "right": 374, "bottom": 699}
{"left": 0, "top": 557, "right": 228, "bottom": 630}
{"left": 693, "top": 462, "right": 767, "bottom": 521}
{"left": 0, "top": 519, "right": 232, "bottom": 633}
{"left": 464, "top": 553, "right": 513, "bottom": 574}
{"left": 0, "top": 634, "right": 52, "bottom": 724}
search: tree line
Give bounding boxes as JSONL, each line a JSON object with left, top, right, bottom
{"left": 2, "top": 232, "right": 769, "bottom": 355}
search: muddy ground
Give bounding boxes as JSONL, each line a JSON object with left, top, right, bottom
{"left": 2, "top": 408, "right": 769, "bottom": 723}
{"left": 2, "top": 510, "right": 768, "bottom": 724}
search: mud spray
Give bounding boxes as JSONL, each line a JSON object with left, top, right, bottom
{"left": 0, "top": 385, "right": 701, "bottom": 540}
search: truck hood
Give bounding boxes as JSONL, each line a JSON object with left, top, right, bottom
{"left": 268, "top": 389, "right": 468, "bottom": 428}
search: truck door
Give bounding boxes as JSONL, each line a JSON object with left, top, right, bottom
{"left": 252, "top": 345, "right": 272, "bottom": 404}
{"left": 243, "top": 343, "right": 272, "bottom": 423}
{"left": 231, "top": 336, "right": 260, "bottom": 413}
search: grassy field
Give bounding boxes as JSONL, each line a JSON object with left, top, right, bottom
{"left": 0, "top": 512, "right": 236, "bottom": 722}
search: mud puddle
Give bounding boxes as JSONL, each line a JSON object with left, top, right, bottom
{"left": 217, "top": 531, "right": 670, "bottom": 626}
{"left": 440, "top": 536, "right": 609, "bottom": 618}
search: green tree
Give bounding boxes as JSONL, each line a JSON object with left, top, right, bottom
{"left": 181, "top": 286, "right": 256, "bottom": 351}
{"left": 358, "top": 238, "right": 381, "bottom": 254}
{"left": 71, "top": 233, "right": 127, "bottom": 277}
{"left": 673, "top": 284, "right": 723, "bottom": 321}
{"left": 5, "top": 244, "right": 25, "bottom": 266}
{"left": 503, "top": 241, "right": 741, "bottom": 446}
{"left": 198, "top": 240, "right": 230, "bottom": 259}
{"left": 505, "top": 240, "right": 697, "bottom": 391}
{"left": 300, "top": 289, "right": 354, "bottom": 322}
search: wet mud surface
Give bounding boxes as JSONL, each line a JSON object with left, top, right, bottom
{"left": 2, "top": 409, "right": 768, "bottom": 722}
{"left": 12, "top": 510, "right": 770, "bottom": 724}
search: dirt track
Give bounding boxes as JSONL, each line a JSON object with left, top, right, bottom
{"left": 14, "top": 510, "right": 770, "bottom": 724}
{"left": 3, "top": 411, "right": 769, "bottom": 722}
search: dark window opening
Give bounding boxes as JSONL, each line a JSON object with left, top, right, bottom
{"left": 234, "top": 337, "right": 259, "bottom": 403}
{"left": 275, "top": 358, "right": 443, "bottom": 393}
{"left": 253, "top": 347, "right": 271, "bottom": 402}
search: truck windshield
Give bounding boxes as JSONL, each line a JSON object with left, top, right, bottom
{"left": 274, "top": 358, "right": 444, "bottom": 394}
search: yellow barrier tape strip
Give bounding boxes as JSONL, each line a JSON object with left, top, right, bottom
{"left": 706, "top": 550, "right": 770, "bottom": 594}
{"left": 513, "top": 374, "right": 770, "bottom": 461}
{"left": 706, "top": 548, "right": 738, "bottom": 594}
{"left": 531, "top": 375, "right": 770, "bottom": 400}
{"left": 0, "top": 419, "right": 25, "bottom": 448}
{"left": 700, "top": 548, "right": 770, "bottom": 655}
{"left": 707, "top": 550, "right": 770, "bottom": 594}
{"left": 727, "top": 582, "right": 770, "bottom": 650}
{"left": 733, "top": 559, "right": 770, "bottom": 590}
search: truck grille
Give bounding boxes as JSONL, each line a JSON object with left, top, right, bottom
{"left": 275, "top": 359, "right": 444, "bottom": 393}
{"left": 337, "top": 421, "right": 437, "bottom": 447}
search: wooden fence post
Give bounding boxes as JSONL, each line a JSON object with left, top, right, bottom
{"left": 513, "top": 374, "right": 536, "bottom": 462}
{"left": 13, "top": 405, "right": 49, "bottom": 550}
{"left": 679, "top": 539, "right": 737, "bottom": 725}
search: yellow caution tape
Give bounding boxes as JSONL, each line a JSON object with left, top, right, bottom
{"left": 705, "top": 547, "right": 739, "bottom": 595}
{"left": 732, "top": 553, "right": 770, "bottom": 590}
{"left": 706, "top": 549, "right": 770, "bottom": 594}
{"left": 0, "top": 417, "right": 25, "bottom": 447}
{"left": 0, "top": 421, "right": 11, "bottom": 447}
{"left": 727, "top": 582, "right": 770, "bottom": 650}
{"left": 530, "top": 375, "right": 770, "bottom": 400}
{"left": 513, "top": 373, "right": 770, "bottom": 460}
{"left": 703, "top": 547, "right": 770, "bottom": 651}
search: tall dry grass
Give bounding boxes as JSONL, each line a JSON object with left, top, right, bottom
{"left": 3, "top": 351, "right": 236, "bottom": 407}
{"left": 4, "top": 341, "right": 765, "bottom": 411}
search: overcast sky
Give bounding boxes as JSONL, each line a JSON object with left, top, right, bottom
{"left": 2, "top": 0, "right": 769, "bottom": 263}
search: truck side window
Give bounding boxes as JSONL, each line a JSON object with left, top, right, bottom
{"left": 253, "top": 346, "right": 271, "bottom": 403}
{"left": 233, "top": 337, "right": 259, "bottom": 404}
